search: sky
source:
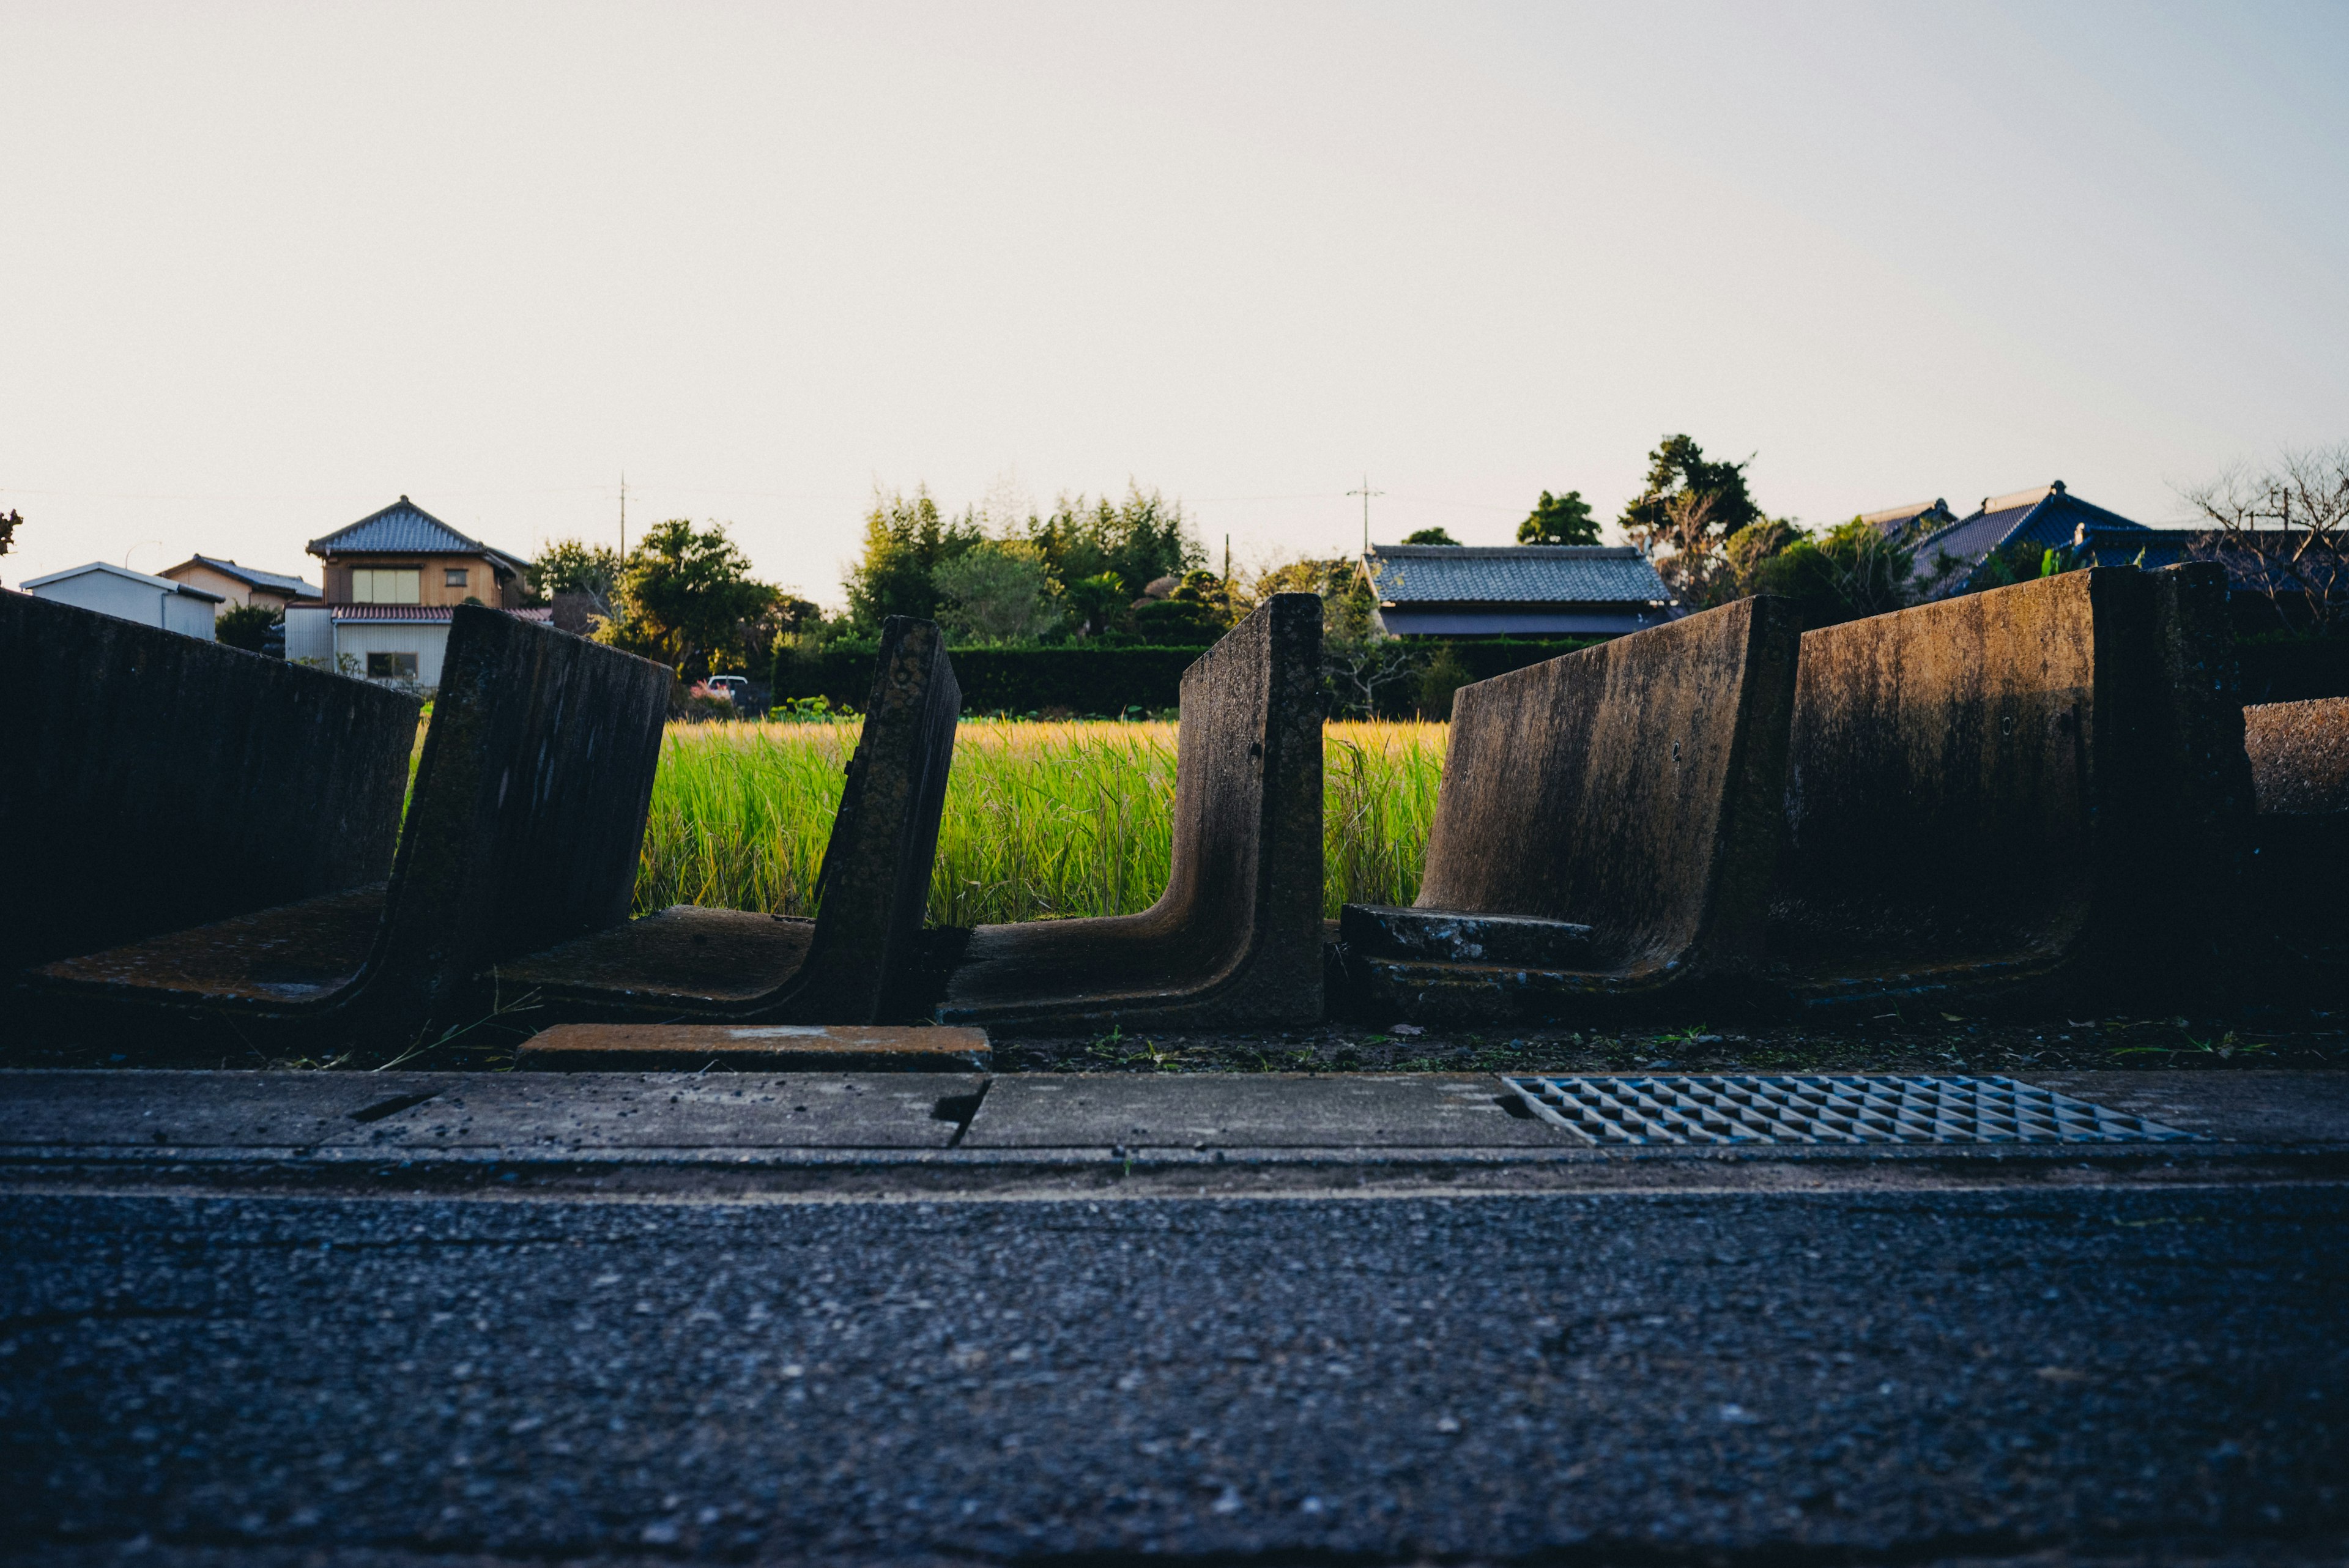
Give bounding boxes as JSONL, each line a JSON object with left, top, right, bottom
{"left": 4, "top": 1, "right": 2346, "bottom": 608}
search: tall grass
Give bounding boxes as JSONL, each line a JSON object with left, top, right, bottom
{"left": 634, "top": 718, "right": 1447, "bottom": 924}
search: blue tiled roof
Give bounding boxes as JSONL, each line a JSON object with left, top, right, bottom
{"left": 308, "top": 497, "right": 524, "bottom": 565}
{"left": 1364, "top": 545, "right": 1671, "bottom": 606}
{"left": 1911, "top": 484, "right": 2148, "bottom": 598}
{"left": 188, "top": 555, "right": 319, "bottom": 597}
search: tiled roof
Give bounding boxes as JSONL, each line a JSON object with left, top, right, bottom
{"left": 1910, "top": 483, "right": 2148, "bottom": 598}
{"left": 1364, "top": 545, "right": 1671, "bottom": 606}
{"left": 184, "top": 555, "right": 319, "bottom": 597}
{"left": 321, "top": 605, "right": 552, "bottom": 623}
{"left": 2070, "top": 528, "right": 2197, "bottom": 572}
{"left": 308, "top": 497, "right": 525, "bottom": 567}
{"left": 1857, "top": 499, "right": 1957, "bottom": 538}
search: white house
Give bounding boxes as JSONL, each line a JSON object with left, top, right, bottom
{"left": 21, "top": 562, "right": 223, "bottom": 639}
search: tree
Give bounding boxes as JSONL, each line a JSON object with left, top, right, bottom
{"left": 215, "top": 603, "right": 278, "bottom": 653}
{"left": 1725, "top": 516, "right": 1915, "bottom": 628}
{"left": 529, "top": 540, "right": 624, "bottom": 617}
{"left": 931, "top": 540, "right": 1065, "bottom": 645}
{"left": 1022, "top": 485, "right": 1200, "bottom": 600}
{"left": 1620, "top": 436, "right": 1761, "bottom": 598}
{"left": 2181, "top": 444, "right": 2349, "bottom": 636}
{"left": 844, "top": 488, "right": 984, "bottom": 628}
{"left": 1062, "top": 571, "right": 1128, "bottom": 639}
{"left": 1518, "top": 490, "right": 1599, "bottom": 546}
{"left": 0, "top": 508, "right": 21, "bottom": 567}
{"left": 1402, "top": 527, "right": 1460, "bottom": 546}
{"left": 601, "top": 519, "right": 778, "bottom": 679}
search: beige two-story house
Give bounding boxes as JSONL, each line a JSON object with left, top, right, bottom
{"left": 283, "top": 496, "right": 547, "bottom": 686}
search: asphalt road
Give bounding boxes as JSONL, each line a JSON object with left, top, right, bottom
{"left": 4, "top": 1180, "right": 2344, "bottom": 1564}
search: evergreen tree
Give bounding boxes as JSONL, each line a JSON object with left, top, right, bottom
{"left": 1517, "top": 490, "right": 1599, "bottom": 546}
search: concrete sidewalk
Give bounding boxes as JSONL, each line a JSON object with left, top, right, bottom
{"left": 0, "top": 1068, "right": 2342, "bottom": 1200}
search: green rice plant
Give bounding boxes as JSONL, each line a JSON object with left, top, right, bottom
{"left": 632, "top": 718, "right": 1449, "bottom": 924}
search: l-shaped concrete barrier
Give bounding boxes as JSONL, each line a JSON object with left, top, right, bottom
{"left": 1770, "top": 565, "right": 2249, "bottom": 1014}
{"left": 1337, "top": 595, "right": 1802, "bottom": 1023}
{"left": 495, "top": 615, "right": 960, "bottom": 1024}
{"left": 35, "top": 607, "right": 672, "bottom": 1052}
{"left": 933, "top": 594, "right": 1326, "bottom": 1031}
{"left": 0, "top": 590, "right": 418, "bottom": 976}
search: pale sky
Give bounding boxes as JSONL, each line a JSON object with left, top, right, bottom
{"left": 5, "top": 2, "right": 2345, "bottom": 608}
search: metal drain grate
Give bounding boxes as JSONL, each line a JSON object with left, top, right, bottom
{"left": 1501, "top": 1074, "right": 2199, "bottom": 1145}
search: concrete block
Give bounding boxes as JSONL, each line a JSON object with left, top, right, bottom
{"left": 2242, "top": 696, "right": 2349, "bottom": 951}
{"left": 1338, "top": 595, "right": 1801, "bottom": 1023}
{"left": 2246, "top": 697, "right": 2349, "bottom": 814}
{"left": 34, "top": 607, "right": 674, "bottom": 1050}
{"left": 491, "top": 615, "right": 959, "bottom": 1023}
{"left": 1769, "top": 567, "right": 2248, "bottom": 1013}
{"left": 516, "top": 1023, "right": 990, "bottom": 1072}
{"left": 957, "top": 1072, "right": 1576, "bottom": 1150}
{"left": 935, "top": 594, "right": 1324, "bottom": 1030}
{"left": 0, "top": 590, "right": 417, "bottom": 973}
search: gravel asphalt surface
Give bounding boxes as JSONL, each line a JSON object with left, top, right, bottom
{"left": 4, "top": 1176, "right": 2345, "bottom": 1565}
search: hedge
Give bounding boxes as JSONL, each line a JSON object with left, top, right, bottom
{"left": 775, "top": 636, "right": 1606, "bottom": 718}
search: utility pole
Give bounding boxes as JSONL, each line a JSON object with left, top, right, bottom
{"left": 619, "top": 473, "right": 628, "bottom": 559}
{"left": 1348, "top": 476, "right": 1384, "bottom": 556}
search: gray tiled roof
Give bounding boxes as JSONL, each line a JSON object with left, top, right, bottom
{"left": 308, "top": 497, "right": 524, "bottom": 565}
{"left": 1364, "top": 545, "right": 1670, "bottom": 605}
{"left": 188, "top": 555, "right": 319, "bottom": 597}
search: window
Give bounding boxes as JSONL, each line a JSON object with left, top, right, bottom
{"left": 351, "top": 567, "right": 421, "bottom": 604}
{"left": 444, "top": 567, "right": 469, "bottom": 587}
{"left": 365, "top": 652, "right": 418, "bottom": 681}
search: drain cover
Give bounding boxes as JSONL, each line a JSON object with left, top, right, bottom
{"left": 1501, "top": 1074, "right": 2199, "bottom": 1145}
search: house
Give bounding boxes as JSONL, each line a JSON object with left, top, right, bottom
{"left": 1857, "top": 498, "right": 1958, "bottom": 540}
{"left": 1360, "top": 544, "right": 1675, "bottom": 637}
{"left": 282, "top": 496, "right": 547, "bottom": 686}
{"left": 20, "top": 562, "right": 222, "bottom": 639}
{"left": 157, "top": 555, "right": 319, "bottom": 610}
{"left": 1909, "top": 481, "right": 2151, "bottom": 599}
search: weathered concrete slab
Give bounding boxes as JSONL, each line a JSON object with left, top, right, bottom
{"left": 516, "top": 1022, "right": 990, "bottom": 1071}
{"left": 1770, "top": 566, "right": 2249, "bottom": 1014}
{"left": 1338, "top": 595, "right": 1801, "bottom": 1024}
{"left": 35, "top": 608, "right": 672, "bottom": 1052}
{"left": 495, "top": 615, "right": 959, "bottom": 1024}
{"left": 0, "top": 1069, "right": 980, "bottom": 1154}
{"left": 937, "top": 595, "right": 1324, "bottom": 1031}
{"left": 959, "top": 1073, "right": 1578, "bottom": 1149}
{"left": 321, "top": 1071, "right": 981, "bottom": 1151}
{"left": 0, "top": 1070, "right": 461, "bottom": 1150}
{"left": 0, "top": 590, "right": 417, "bottom": 975}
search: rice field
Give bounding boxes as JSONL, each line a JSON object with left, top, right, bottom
{"left": 634, "top": 718, "right": 1449, "bottom": 924}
